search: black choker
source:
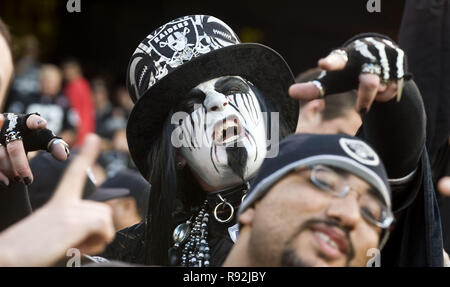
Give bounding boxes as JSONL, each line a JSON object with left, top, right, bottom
{"left": 168, "top": 182, "right": 250, "bottom": 266}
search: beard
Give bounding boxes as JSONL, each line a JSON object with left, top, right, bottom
{"left": 280, "top": 218, "right": 355, "bottom": 267}
{"left": 280, "top": 249, "right": 311, "bottom": 267}
{"left": 225, "top": 144, "right": 248, "bottom": 181}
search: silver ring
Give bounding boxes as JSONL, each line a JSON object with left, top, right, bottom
{"left": 213, "top": 198, "right": 234, "bottom": 223}
{"left": 48, "top": 138, "right": 70, "bottom": 156}
{"left": 331, "top": 49, "right": 348, "bottom": 63}
{"left": 361, "top": 63, "right": 382, "bottom": 76}
{"left": 5, "top": 131, "right": 22, "bottom": 145}
{"left": 311, "top": 80, "right": 325, "bottom": 97}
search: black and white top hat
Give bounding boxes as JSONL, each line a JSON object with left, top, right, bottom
{"left": 125, "top": 15, "right": 298, "bottom": 178}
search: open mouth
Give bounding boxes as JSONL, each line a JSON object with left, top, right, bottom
{"left": 212, "top": 115, "right": 244, "bottom": 145}
{"left": 310, "top": 224, "right": 349, "bottom": 260}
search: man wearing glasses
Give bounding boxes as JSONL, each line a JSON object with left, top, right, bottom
{"left": 224, "top": 133, "right": 393, "bottom": 267}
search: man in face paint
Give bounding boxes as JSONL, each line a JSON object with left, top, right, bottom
{"left": 175, "top": 76, "right": 267, "bottom": 191}
{"left": 100, "top": 15, "right": 297, "bottom": 267}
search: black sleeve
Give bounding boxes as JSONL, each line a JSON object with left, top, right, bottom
{"left": 99, "top": 222, "right": 147, "bottom": 264}
{"left": 0, "top": 182, "right": 32, "bottom": 232}
{"left": 398, "top": 0, "right": 450, "bottom": 159}
{"left": 358, "top": 79, "right": 426, "bottom": 179}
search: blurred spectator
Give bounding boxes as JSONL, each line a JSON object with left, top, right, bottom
{"left": 7, "top": 35, "right": 41, "bottom": 106}
{"left": 97, "top": 169, "right": 150, "bottom": 231}
{"left": 114, "top": 86, "right": 133, "bottom": 118}
{"left": 7, "top": 64, "right": 77, "bottom": 146}
{"left": 98, "top": 131, "right": 134, "bottom": 178}
{"left": 92, "top": 81, "right": 132, "bottom": 177}
{"left": 62, "top": 59, "right": 95, "bottom": 146}
{"left": 92, "top": 79, "right": 126, "bottom": 139}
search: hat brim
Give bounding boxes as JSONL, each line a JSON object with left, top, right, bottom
{"left": 127, "top": 43, "right": 298, "bottom": 178}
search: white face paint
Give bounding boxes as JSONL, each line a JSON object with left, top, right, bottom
{"left": 176, "top": 76, "right": 267, "bottom": 190}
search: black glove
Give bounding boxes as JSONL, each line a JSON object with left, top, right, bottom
{"left": 0, "top": 113, "right": 62, "bottom": 152}
{"left": 315, "top": 33, "right": 411, "bottom": 97}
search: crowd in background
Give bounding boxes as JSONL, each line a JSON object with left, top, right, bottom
{"left": 1, "top": 34, "right": 148, "bottom": 239}
{"left": 4, "top": 35, "right": 135, "bottom": 184}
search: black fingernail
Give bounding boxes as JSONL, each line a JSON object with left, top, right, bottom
{"left": 24, "top": 177, "right": 32, "bottom": 186}
{"left": 37, "top": 120, "right": 44, "bottom": 125}
{"left": 14, "top": 176, "right": 21, "bottom": 183}
{"left": 359, "top": 108, "right": 368, "bottom": 116}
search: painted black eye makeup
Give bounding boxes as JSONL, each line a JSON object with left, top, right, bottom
{"left": 177, "top": 88, "right": 206, "bottom": 113}
{"left": 214, "top": 76, "right": 249, "bottom": 95}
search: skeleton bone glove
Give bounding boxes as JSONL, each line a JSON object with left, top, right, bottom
{"left": 315, "top": 33, "right": 409, "bottom": 101}
{"left": 0, "top": 113, "right": 66, "bottom": 153}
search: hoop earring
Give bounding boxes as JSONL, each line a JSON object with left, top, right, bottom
{"left": 213, "top": 194, "right": 234, "bottom": 223}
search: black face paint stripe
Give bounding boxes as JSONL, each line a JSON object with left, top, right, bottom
{"left": 194, "top": 109, "right": 204, "bottom": 146}
{"left": 248, "top": 92, "right": 259, "bottom": 121}
{"left": 202, "top": 103, "right": 208, "bottom": 134}
{"left": 181, "top": 120, "right": 195, "bottom": 150}
{"left": 179, "top": 120, "right": 192, "bottom": 151}
{"left": 188, "top": 113, "right": 200, "bottom": 149}
{"left": 244, "top": 93, "right": 254, "bottom": 121}
{"left": 245, "top": 127, "right": 258, "bottom": 162}
{"left": 228, "top": 102, "right": 247, "bottom": 125}
{"left": 233, "top": 94, "right": 237, "bottom": 106}
{"left": 246, "top": 92, "right": 258, "bottom": 123}
{"left": 210, "top": 144, "right": 220, "bottom": 174}
{"left": 240, "top": 93, "right": 252, "bottom": 120}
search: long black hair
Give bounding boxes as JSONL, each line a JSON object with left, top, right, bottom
{"left": 141, "top": 106, "right": 209, "bottom": 265}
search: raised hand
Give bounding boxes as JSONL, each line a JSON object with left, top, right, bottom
{"left": 0, "top": 113, "right": 70, "bottom": 186}
{"left": 289, "top": 34, "right": 407, "bottom": 113}
{"left": 0, "top": 134, "right": 114, "bottom": 267}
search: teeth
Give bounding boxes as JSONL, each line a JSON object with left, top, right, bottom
{"left": 316, "top": 231, "right": 339, "bottom": 250}
{"left": 222, "top": 120, "right": 238, "bottom": 130}
{"left": 222, "top": 134, "right": 239, "bottom": 143}
{"left": 215, "top": 119, "right": 240, "bottom": 143}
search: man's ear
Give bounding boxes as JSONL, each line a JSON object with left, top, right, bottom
{"left": 297, "top": 99, "right": 325, "bottom": 133}
{"left": 238, "top": 207, "right": 255, "bottom": 226}
{"left": 303, "top": 99, "right": 325, "bottom": 122}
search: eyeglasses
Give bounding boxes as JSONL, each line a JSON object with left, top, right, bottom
{"left": 304, "top": 165, "right": 393, "bottom": 229}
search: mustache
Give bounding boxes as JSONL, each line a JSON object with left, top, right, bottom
{"left": 282, "top": 218, "right": 355, "bottom": 266}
